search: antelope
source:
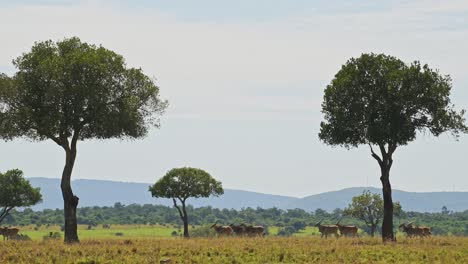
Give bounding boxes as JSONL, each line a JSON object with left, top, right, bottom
{"left": 399, "top": 222, "right": 431, "bottom": 237}
{"left": 211, "top": 223, "right": 233, "bottom": 236}
{"left": 229, "top": 224, "right": 245, "bottom": 236}
{"left": 420, "top": 226, "right": 432, "bottom": 237}
{"left": 240, "top": 224, "right": 264, "bottom": 237}
{"left": 0, "top": 227, "right": 19, "bottom": 241}
{"left": 336, "top": 219, "right": 358, "bottom": 237}
{"left": 314, "top": 220, "right": 339, "bottom": 238}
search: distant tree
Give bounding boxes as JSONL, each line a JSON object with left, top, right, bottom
{"left": 331, "top": 208, "right": 343, "bottom": 219}
{"left": 0, "top": 37, "right": 168, "bottom": 243}
{"left": 292, "top": 221, "right": 306, "bottom": 231}
{"left": 344, "top": 191, "right": 402, "bottom": 237}
{"left": 441, "top": 206, "right": 450, "bottom": 215}
{"left": 149, "top": 167, "right": 223, "bottom": 237}
{"left": 277, "top": 226, "right": 296, "bottom": 237}
{"left": 314, "top": 208, "right": 329, "bottom": 218}
{"left": 319, "top": 53, "right": 467, "bottom": 241}
{"left": 0, "top": 169, "right": 42, "bottom": 224}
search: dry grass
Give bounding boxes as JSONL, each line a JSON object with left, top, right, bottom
{"left": 0, "top": 236, "right": 467, "bottom": 263}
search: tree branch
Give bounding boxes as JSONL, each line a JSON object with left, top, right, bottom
{"left": 0, "top": 206, "right": 14, "bottom": 224}
{"left": 369, "top": 144, "right": 383, "bottom": 166}
{"left": 71, "top": 129, "right": 80, "bottom": 151}
{"left": 172, "top": 198, "right": 184, "bottom": 220}
{"left": 378, "top": 144, "right": 387, "bottom": 158}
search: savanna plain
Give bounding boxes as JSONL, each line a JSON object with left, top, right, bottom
{"left": 1, "top": 225, "right": 467, "bottom": 264}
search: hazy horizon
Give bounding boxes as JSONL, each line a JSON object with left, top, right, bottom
{"left": 1, "top": 0, "right": 467, "bottom": 197}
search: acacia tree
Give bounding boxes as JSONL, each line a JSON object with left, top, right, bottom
{"left": 319, "top": 53, "right": 467, "bottom": 242}
{"left": 0, "top": 37, "right": 167, "bottom": 243}
{"left": 149, "top": 167, "right": 223, "bottom": 238}
{"left": 0, "top": 169, "right": 42, "bottom": 224}
{"left": 343, "top": 191, "right": 401, "bottom": 237}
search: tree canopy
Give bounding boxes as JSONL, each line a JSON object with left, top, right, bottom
{"left": 150, "top": 167, "right": 223, "bottom": 200}
{"left": 0, "top": 37, "right": 168, "bottom": 142}
{"left": 319, "top": 53, "right": 466, "bottom": 149}
{"left": 0, "top": 169, "right": 42, "bottom": 224}
{"left": 150, "top": 167, "right": 223, "bottom": 237}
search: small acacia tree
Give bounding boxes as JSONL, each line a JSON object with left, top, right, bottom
{"left": 149, "top": 167, "right": 223, "bottom": 238}
{"left": 319, "top": 53, "right": 467, "bottom": 242}
{"left": 0, "top": 169, "right": 42, "bottom": 224}
{"left": 0, "top": 37, "right": 168, "bottom": 243}
{"left": 344, "top": 191, "right": 401, "bottom": 237}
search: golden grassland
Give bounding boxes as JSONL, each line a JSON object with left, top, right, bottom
{"left": 1, "top": 236, "right": 467, "bottom": 264}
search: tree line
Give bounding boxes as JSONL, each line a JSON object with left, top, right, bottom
{"left": 3, "top": 203, "right": 467, "bottom": 236}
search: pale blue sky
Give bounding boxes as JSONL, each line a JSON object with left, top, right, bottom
{"left": 0, "top": 0, "right": 467, "bottom": 197}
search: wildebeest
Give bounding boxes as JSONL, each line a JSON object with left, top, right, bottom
{"left": 239, "top": 224, "right": 265, "bottom": 237}
{"left": 314, "top": 220, "right": 339, "bottom": 238}
{"left": 399, "top": 222, "right": 431, "bottom": 237}
{"left": 211, "top": 224, "right": 233, "bottom": 236}
{"left": 0, "top": 227, "right": 19, "bottom": 241}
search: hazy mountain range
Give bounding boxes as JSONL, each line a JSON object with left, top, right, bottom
{"left": 27, "top": 178, "right": 468, "bottom": 213}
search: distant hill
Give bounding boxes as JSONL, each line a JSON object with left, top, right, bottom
{"left": 27, "top": 178, "right": 468, "bottom": 213}
{"left": 27, "top": 178, "right": 299, "bottom": 211}
{"left": 290, "top": 187, "right": 468, "bottom": 212}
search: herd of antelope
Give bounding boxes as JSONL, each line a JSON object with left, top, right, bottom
{"left": 314, "top": 220, "right": 359, "bottom": 238}
{"left": 211, "top": 223, "right": 265, "bottom": 237}
{"left": 0, "top": 221, "right": 432, "bottom": 240}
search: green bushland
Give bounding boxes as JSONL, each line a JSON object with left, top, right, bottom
{"left": 5, "top": 204, "right": 468, "bottom": 237}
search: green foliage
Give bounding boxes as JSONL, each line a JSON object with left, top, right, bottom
{"left": 343, "top": 191, "right": 401, "bottom": 235}
{"left": 190, "top": 225, "right": 217, "bottom": 237}
{"left": 0, "top": 37, "right": 168, "bottom": 142}
{"left": 149, "top": 167, "right": 223, "bottom": 200}
{"left": 0, "top": 169, "right": 42, "bottom": 224}
{"left": 43, "top": 232, "right": 61, "bottom": 241}
{"left": 319, "top": 53, "right": 467, "bottom": 148}
{"left": 277, "top": 226, "right": 297, "bottom": 237}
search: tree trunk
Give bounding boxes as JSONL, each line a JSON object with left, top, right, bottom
{"left": 61, "top": 145, "right": 79, "bottom": 243}
{"left": 380, "top": 164, "right": 395, "bottom": 242}
{"left": 182, "top": 201, "right": 189, "bottom": 238}
{"left": 370, "top": 224, "right": 376, "bottom": 237}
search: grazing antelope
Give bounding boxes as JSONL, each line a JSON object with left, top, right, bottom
{"left": 211, "top": 224, "right": 233, "bottom": 236}
{"left": 0, "top": 227, "right": 19, "bottom": 241}
{"left": 229, "top": 224, "right": 245, "bottom": 236}
{"left": 314, "top": 220, "right": 339, "bottom": 238}
{"left": 399, "top": 222, "right": 431, "bottom": 238}
{"left": 240, "top": 224, "right": 265, "bottom": 237}
{"left": 336, "top": 220, "right": 359, "bottom": 238}
{"left": 420, "top": 226, "right": 432, "bottom": 237}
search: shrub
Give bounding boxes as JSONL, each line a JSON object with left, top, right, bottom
{"left": 190, "top": 225, "right": 217, "bottom": 237}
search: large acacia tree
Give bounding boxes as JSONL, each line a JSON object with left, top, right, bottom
{"left": 0, "top": 37, "right": 167, "bottom": 243}
{"left": 319, "top": 53, "right": 467, "bottom": 242}
{"left": 149, "top": 167, "right": 223, "bottom": 238}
